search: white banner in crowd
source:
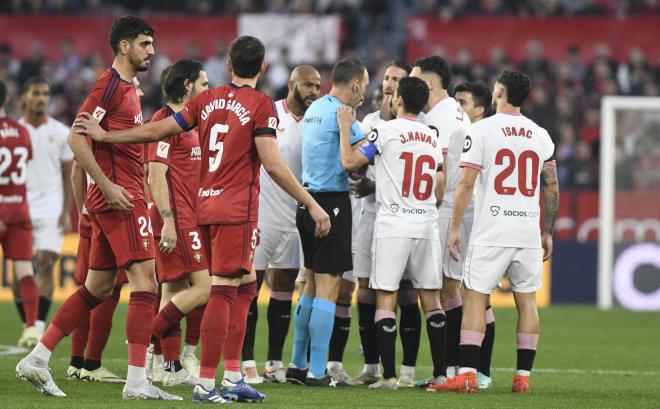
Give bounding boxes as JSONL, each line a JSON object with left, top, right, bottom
{"left": 238, "top": 14, "right": 341, "bottom": 65}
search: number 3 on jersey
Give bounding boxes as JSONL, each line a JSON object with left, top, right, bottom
{"left": 208, "top": 123, "right": 228, "bottom": 172}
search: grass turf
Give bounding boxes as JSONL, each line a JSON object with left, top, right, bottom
{"left": 0, "top": 303, "right": 658, "bottom": 408}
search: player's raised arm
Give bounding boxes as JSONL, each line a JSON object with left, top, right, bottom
{"left": 73, "top": 112, "right": 184, "bottom": 144}
{"left": 256, "top": 137, "right": 331, "bottom": 238}
{"left": 541, "top": 162, "right": 559, "bottom": 261}
{"left": 338, "top": 106, "right": 370, "bottom": 171}
{"left": 67, "top": 127, "right": 134, "bottom": 210}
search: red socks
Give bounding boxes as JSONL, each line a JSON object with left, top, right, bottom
{"left": 18, "top": 276, "right": 39, "bottom": 327}
{"left": 223, "top": 281, "right": 257, "bottom": 373}
{"left": 161, "top": 324, "right": 182, "bottom": 362}
{"left": 85, "top": 285, "right": 121, "bottom": 360}
{"left": 185, "top": 304, "right": 206, "bottom": 346}
{"left": 199, "top": 285, "right": 237, "bottom": 379}
{"left": 71, "top": 309, "right": 91, "bottom": 358}
{"left": 152, "top": 301, "right": 185, "bottom": 338}
{"left": 42, "top": 286, "right": 101, "bottom": 351}
{"left": 126, "top": 291, "right": 157, "bottom": 367}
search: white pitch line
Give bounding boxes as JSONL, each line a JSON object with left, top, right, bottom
{"left": 1, "top": 349, "right": 657, "bottom": 377}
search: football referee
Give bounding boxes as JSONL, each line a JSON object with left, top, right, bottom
{"left": 287, "top": 58, "right": 368, "bottom": 386}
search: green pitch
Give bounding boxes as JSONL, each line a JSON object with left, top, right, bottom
{"left": 0, "top": 304, "right": 658, "bottom": 408}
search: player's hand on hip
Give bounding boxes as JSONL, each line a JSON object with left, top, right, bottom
{"left": 337, "top": 105, "right": 356, "bottom": 132}
{"left": 448, "top": 228, "right": 461, "bottom": 261}
{"left": 309, "top": 204, "right": 331, "bottom": 238}
{"left": 100, "top": 181, "right": 134, "bottom": 211}
{"left": 159, "top": 219, "right": 177, "bottom": 253}
{"left": 542, "top": 232, "right": 553, "bottom": 261}
{"left": 73, "top": 112, "right": 108, "bottom": 142}
{"left": 58, "top": 211, "right": 71, "bottom": 234}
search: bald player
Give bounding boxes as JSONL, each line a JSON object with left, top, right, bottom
{"left": 241, "top": 66, "right": 322, "bottom": 384}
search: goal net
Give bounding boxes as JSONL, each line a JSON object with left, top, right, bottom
{"left": 599, "top": 96, "right": 660, "bottom": 310}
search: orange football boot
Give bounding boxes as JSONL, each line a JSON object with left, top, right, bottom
{"left": 511, "top": 374, "right": 530, "bottom": 393}
{"left": 427, "top": 372, "right": 478, "bottom": 393}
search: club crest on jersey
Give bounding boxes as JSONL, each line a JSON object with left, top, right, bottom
{"left": 157, "top": 141, "right": 170, "bottom": 159}
{"left": 143, "top": 239, "right": 150, "bottom": 250}
{"left": 367, "top": 128, "right": 378, "bottom": 142}
{"left": 463, "top": 135, "right": 472, "bottom": 152}
{"left": 194, "top": 252, "right": 202, "bottom": 263}
{"left": 92, "top": 106, "right": 106, "bottom": 122}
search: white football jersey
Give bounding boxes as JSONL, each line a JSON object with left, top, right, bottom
{"left": 460, "top": 111, "right": 555, "bottom": 248}
{"left": 422, "top": 96, "right": 473, "bottom": 218}
{"left": 361, "top": 116, "right": 442, "bottom": 239}
{"left": 258, "top": 99, "right": 303, "bottom": 232}
{"left": 20, "top": 116, "right": 73, "bottom": 220}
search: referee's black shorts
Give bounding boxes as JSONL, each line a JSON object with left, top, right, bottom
{"left": 296, "top": 191, "right": 352, "bottom": 276}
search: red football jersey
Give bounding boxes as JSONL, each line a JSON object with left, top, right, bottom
{"left": 77, "top": 68, "right": 145, "bottom": 213}
{"left": 146, "top": 106, "right": 202, "bottom": 235}
{"left": 0, "top": 117, "right": 32, "bottom": 223}
{"left": 173, "top": 84, "right": 277, "bottom": 225}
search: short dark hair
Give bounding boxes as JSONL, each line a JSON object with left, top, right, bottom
{"left": 109, "top": 16, "right": 154, "bottom": 55}
{"left": 496, "top": 70, "right": 531, "bottom": 107}
{"left": 454, "top": 80, "right": 491, "bottom": 111}
{"left": 387, "top": 60, "right": 412, "bottom": 75}
{"left": 22, "top": 76, "right": 50, "bottom": 94}
{"left": 414, "top": 55, "right": 452, "bottom": 89}
{"left": 161, "top": 59, "right": 203, "bottom": 104}
{"left": 332, "top": 57, "right": 366, "bottom": 86}
{"left": 0, "top": 80, "right": 6, "bottom": 108}
{"left": 397, "top": 77, "right": 429, "bottom": 115}
{"left": 229, "top": 36, "right": 265, "bottom": 79}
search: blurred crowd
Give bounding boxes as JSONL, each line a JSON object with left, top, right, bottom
{"left": 2, "top": 4, "right": 660, "bottom": 191}
{"left": 4, "top": 0, "right": 660, "bottom": 17}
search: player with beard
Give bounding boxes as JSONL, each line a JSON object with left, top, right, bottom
{"left": 17, "top": 16, "right": 182, "bottom": 400}
{"left": 146, "top": 60, "right": 210, "bottom": 387}
{"left": 66, "top": 77, "right": 145, "bottom": 384}
{"left": 453, "top": 80, "right": 495, "bottom": 389}
{"left": 241, "top": 66, "right": 322, "bottom": 384}
{"left": 75, "top": 36, "right": 330, "bottom": 403}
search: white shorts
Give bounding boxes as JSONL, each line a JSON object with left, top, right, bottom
{"left": 32, "top": 218, "right": 63, "bottom": 254}
{"left": 293, "top": 268, "right": 356, "bottom": 283}
{"left": 353, "top": 211, "right": 375, "bottom": 279}
{"left": 462, "top": 245, "right": 542, "bottom": 294}
{"left": 253, "top": 227, "right": 301, "bottom": 270}
{"left": 371, "top": 237, "right": 442, "bottom": 291}
{"left": 438, "top": 216, "right": 473, "bottom": 280}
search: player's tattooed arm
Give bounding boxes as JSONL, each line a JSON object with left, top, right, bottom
{"left": 541, "top": 163, "right": 560, "bottom": 235}
{"left": 541, "top": 162, "right": 559, "bottom": 261}
{"left": 67, "top": 127, "right": 134, "bottom": 210}
{"left": 74, "top": 113, "right": 182, "bottom": 144}
{"left": 148, "top": 161, "right": 177, "bottom": 253}
{"left": 338, "top": 106, "right": 369, "bottom": 171}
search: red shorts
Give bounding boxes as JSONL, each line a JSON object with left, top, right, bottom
{"left": 155, "top": 226, "right": 208, "bottom": 283}
{"left": 88, "top": 201, "right": 155, "bottom": 270}
{"left": 201, "top": 222, "right": 258, "bottom": 276}
{"left": 76, "top": 235, "right": 130, "bottom": 287}
{"left": 0, "top": 220, "right": 33, "bottom": 260}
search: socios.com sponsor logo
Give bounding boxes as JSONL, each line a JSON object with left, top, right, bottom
{"left": 490, "top": 206, "right": 539, "bottom": 218}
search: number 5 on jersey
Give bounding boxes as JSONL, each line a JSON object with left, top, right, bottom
{"left": 208, "top": 123, "right": 228, "bottom": 172}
